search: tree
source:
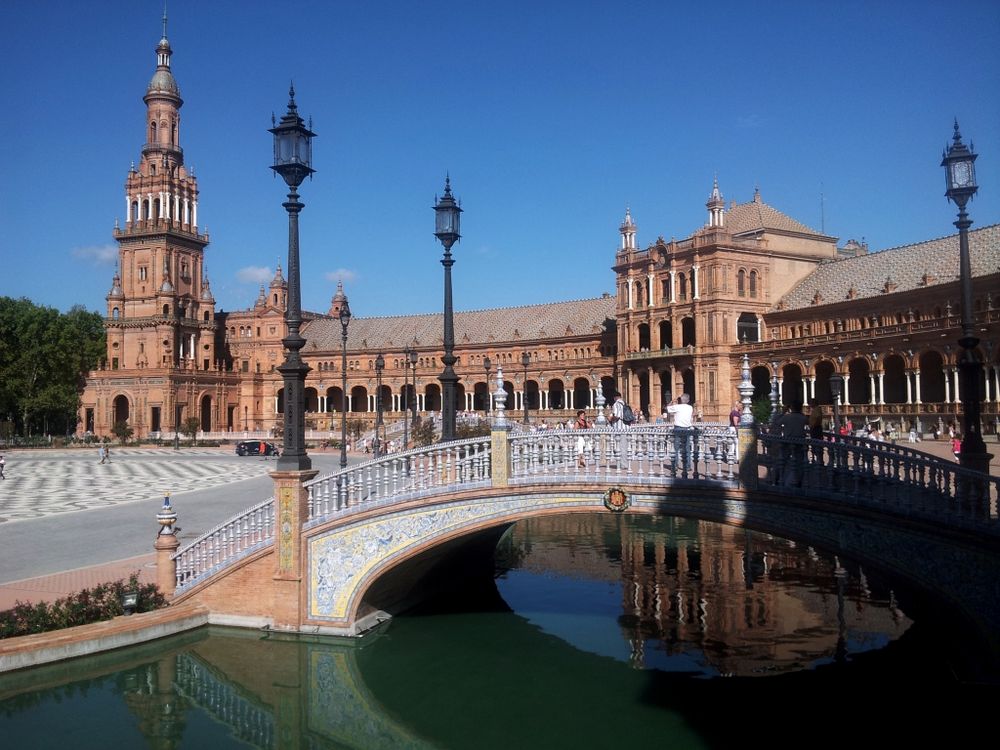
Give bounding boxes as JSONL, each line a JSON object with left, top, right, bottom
{"left": 751, "top": 397, "right": 773, "bottom": 426}
{"left": 411, "top": 418, "right": 437, "bottom": 447}
{"left": 0, "top": 297, "right": 104, "bottom": 436}
{"left": 346, "top": 418, "right": 366, "bottom": 443}
{"left": 112, "top": 420, "right": 134, "bottom": 445}
{"left": 181, "top": 417, "right": 201, "bottom": 445}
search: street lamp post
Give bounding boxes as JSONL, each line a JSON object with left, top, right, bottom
{"left": 483, "top": 356, "right": 492, "bottom": 417}
{"left": 374, "top": 353, "right": 385, "bottom": 457}
{"left": 433, "top": 177, "right": 462, "bottom": 442}
{"left": 521, "top": 351, "right": 531, "bottom": 425}
{"left": 829, "top": 374, "right": 843, "bottom": 434}
{"left": 270, "top": 85, "right": 315, "bottom": 473}
{"left": 941, "top": 121, "right": 991, "bottom": 474}
{"left": 402, "top": 347, "right": 411, "bottom": 451}
{"left": 338, "top": 300, "right": 351, "bottom": 469}
{"left": 409, "top": 349, "right": 419, "bottom": 428}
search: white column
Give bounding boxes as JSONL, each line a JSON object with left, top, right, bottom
{"left": 347, "top": 395, "right": 353, "bottom": 411}
{"left": 992, "top": 367, "right": 999, "bottom": 403}
{"left": 843, "top": 375, "right": 851, "bottom": 405}
{"left": 757, "top": 315, "right": 763, "bottom": 342}
{"left": 183, "top": 198, "right": 189, "bottom": 225}
{"left": 915, "top": 372, "right": 922, "bottom": 404}
{"left": 807, "top": 377, "right": 815, "bottom": 401}
{"left": 952, "top": 368, "right": 959, "bottom": 401}
{"left": 567, "top": 390, "right": 573, "bottom": 409}
{"left": 944, "top": 369, "right": 951, "bottom": 403}
{"left": 692, "top": 265, "right": 700, "bottom": 300}
{"left": 125, "top": 195, "right": 131, "bottom": 224}
{"left": 669, "top": 271, "right": 676, "bottom": 303}
{"left": 777, "top": 377, "right": 784, "bottom": 403}
{"left": 147, "top": 194, "right": 153, "bottom": 219}
{"left": 627, "top": 276, "right": 634, "bottom": 310}
{"left": 648, "top": 273, "right": 655, "bottom": 306}
{"left": 905, "top": 373, "right": 912, "bottom": 404}
{"left": 877, "top": 373, "right": 885, "bottom": 405}
{"left": 159, "top": 192, "right": 165, "bottom": 218}
{"left": 542, "top": 392, "right": 548, "bottom": 410}
{"left": 274, "top": 396, "right": 279, "bottom": 414}
{"left": 189, "top": 333, "right": 195, "bottom": 359}
{"left": 193, "top": 201, "right": 198, "bottom": 229}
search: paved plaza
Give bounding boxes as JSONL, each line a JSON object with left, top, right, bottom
{"left": 0, "top": 448, "right": 274, "bottom": 523}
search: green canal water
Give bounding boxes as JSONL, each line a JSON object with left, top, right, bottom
{"left": 0, "top": 513, "right": 993, "bottom": 748}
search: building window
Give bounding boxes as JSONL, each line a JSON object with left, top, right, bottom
{"left": 749, "top": 270, "right": 758, "bottom": 298}
{"left": 737, "top": 269, "right": 746, "bottom": 297}
{"left": 139, "top": 266, "right": 148, "bottom": 281}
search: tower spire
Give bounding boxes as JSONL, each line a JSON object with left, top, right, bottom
{"left": 707, "top": 175, "right": 725, "bottom": 228}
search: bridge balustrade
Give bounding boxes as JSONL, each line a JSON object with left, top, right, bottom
{"left": 305, "top": 437, "right": 492, "bottom": 523}
{"left": 758, "top": 433, "right": 999, "bottom": 533}
{"left": 508, "top": 425, "right": 737, "bottom": 483}
{"left": 173, "top": 497, "right": 275, "bottom": 590}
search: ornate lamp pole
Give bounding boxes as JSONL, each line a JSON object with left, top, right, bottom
{"left": 433, "top": 177, "right": 462, "bottom": 442}
{"left": 941, "top": 121, "right": 991, "bottom": 473}
{"left": 402, "top": 347, "right": 412, "bottom": 450}
{"left": 829, "top": 374, "right": 843, "bottom": 434}
{"left": 483, "top": 356, "right": 492, "bottom": 416}
{"left": 270, "top": 86, "right": 315, "bottom": 472}
{"left": 338, "top": 299, "right": 351, "bottom": 469}
{"left": 409, "top": 349, "right": 419, "bottom": 427}
{"left": 521, "top": 351, "right": 531, "bottom": 425}
{"left": 374, "top": 353, "right": 385, "bottom": 457}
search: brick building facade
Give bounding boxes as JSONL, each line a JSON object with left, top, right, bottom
{"left": 80, "top": 29, "right": 1000, "bottom": 440}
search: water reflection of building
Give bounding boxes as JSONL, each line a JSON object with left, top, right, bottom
{"left": 506, "top": 514, "right": 911, "bottom": 676}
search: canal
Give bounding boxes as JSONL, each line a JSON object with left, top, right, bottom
{"left": 0, "top": 513, "right": 993, "bottom": 747}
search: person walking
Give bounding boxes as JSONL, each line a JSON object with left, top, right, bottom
{"left": 99, "top": 445, "right": 107, "bottom": 464}
{"left": 667, "top": 394, "right": 695, "bottom": 477}
{"left": 575, "top": 409, "right": 590, "bottom": 468}
{"left": 0, "top": 454, "right": 5, "bottom": 480}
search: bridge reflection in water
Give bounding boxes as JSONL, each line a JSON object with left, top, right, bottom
{"left": 2, "top": 514, "right": 990, "bottom": 748}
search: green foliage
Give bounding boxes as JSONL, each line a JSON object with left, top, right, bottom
{"left": 0, "top": 297, "right": 104, "bottom": 436}
{"left": 346, "top": 418, "right": 366, "bottom": 442}
{"left": 751, "top": 397, "right": 773, "bottom": 426}
{"left": 181, "top": 416, "right": 201, "bottom": 444}
{"left": 0, "top": 573, "right": 166, "bottom": 639}
{"left": 455, "top": 419, "right": 490, "bottom": 439}
{"left": 411, "top": 418, "right": 437, "bottom": 447}
{"left": 112, "top": 420, "right": 134, "bottom": 445}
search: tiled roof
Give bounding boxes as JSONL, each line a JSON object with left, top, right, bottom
{"left": 776, "top": 224, "right": 1000, "bottom": 311}
{"left": 302, "top": 296, "right": 617, "bottom": 353}
{"left": 726, "top": 191, "right": 826, "bottom": 237}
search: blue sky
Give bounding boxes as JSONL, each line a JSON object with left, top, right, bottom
{"left": 1, "top": 0, "right": 998, "bottom": 318}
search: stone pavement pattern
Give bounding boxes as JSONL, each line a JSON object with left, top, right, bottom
{"left": 0, "top": 449, "right": 274, "bottom": 523}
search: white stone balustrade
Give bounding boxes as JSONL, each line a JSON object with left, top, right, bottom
{"left": 173, "top": 496, "right": 275, "bottom": 591}
{"left": 305, "top": 437, "right": 493, "bottom": 522}
{"left": 509, "top": 425, "right": 738, "bottom": 482}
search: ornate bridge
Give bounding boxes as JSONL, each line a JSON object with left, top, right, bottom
{"left": 158, "top": 421, "right": 999, "bottom": 638}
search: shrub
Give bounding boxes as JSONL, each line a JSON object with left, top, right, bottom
{"left": 0, "top": 573, "right": 166, "bottom": 639}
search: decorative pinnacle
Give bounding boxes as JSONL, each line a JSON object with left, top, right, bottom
{"left": 162, "top": 2, "right": 168, "bottom": 40}
{"left": 953, "top": 118, "right": 962, "bottom": 144}
{"left": 444, "top": 174, "right": 452, "bottom": 197}
{"left": 288, "top": 82, "right": 297, "bottom": 112}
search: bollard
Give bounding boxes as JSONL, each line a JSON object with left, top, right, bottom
{"left": 154, "top": 493, "right": 179, "bottom": 598}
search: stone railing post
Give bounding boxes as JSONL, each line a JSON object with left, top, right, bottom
{"left": 737, "top": 425, "right": 758, "bottom": 489}
{"left": 271, "top": 468, "right": 319, "bottom": 632}
{"left": 491, "top": 366, "right": 511, "bottom": 488}
{"left": 154, "top": 493, "right": 179, "bottom": 598}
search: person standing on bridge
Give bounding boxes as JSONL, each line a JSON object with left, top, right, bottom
{"left": 667, "top": 394, "right": 695, "bottom": 477}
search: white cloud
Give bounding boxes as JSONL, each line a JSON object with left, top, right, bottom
{"left": 71, "top": 244, "right": 118, "bottom": 265}
{"left": 236, "top": 266, "right": 273, "bottom": 284}
{"left": 324, "top": 268, "right": 358, "bottom": 283}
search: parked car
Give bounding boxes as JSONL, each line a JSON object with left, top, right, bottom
{"left": 235, "top": 440, "right": 279, "bottom": 457}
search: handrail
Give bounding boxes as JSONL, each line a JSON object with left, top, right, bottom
{"left": 508, "top": 424, "right": 738, "bottom": 482}
{"left": 305, "top": 437, "right": 492, "bottom": 523}
{"left": 758, "top": 432, "right": 999, "bottom": 532}
{"left": 172, "top": 496, "right": 275, "bottom": 592}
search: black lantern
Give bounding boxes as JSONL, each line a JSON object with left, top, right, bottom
{"left": 270, "top": 85, "right": 315, "bottom": 189}
{"left": 941, "top": 120, "right": 990, "bottom": 476}
{"left": 434, "top": 177, "right": 462, "bottom": 441}
{"left": 338, "top": 298, "right": 351, "bottom": 469}
{"left": 270, "top": 86, "right": 316, "bottom": 472}
{"left": 942, "top": 120, "right": 977, "bottom": 208}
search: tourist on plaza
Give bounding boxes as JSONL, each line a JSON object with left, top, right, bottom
{"left": 610, "top": 393, "right": 627, "bottom": 430}
{"left": 98, "top": 445, "right": 107, "bottom": 464}
{"left": 808, "top": 399, "right": 824, "bottom": 440}
{"left": 667, "top": 394, "right": 695, "bottom": 477}
{"left": 575, "top": 409, "right": 591, "bottom": 467}
{"left": 908, "top": 425, "right": 918, "bottom": 443}
{"left": 106, "top": 445, "right": 112, "bottom": 462}
{"left": 729, "top": 404, "right": 741, "bottom": 429}
{"left": 0, "top": 454, "right": 5, "bottom": 479}
{"left": 952, "top": 435, "right": 962, "bottom": 461}
{"left": 776, "top": 400, "right": 809, "bottom": 438}
{"left": 776, "top": 400, "right": 809, "bottom": 486}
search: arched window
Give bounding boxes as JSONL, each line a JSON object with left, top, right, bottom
{"left": 163, "top": 304, "right": 170, "bottom": 316}
{"left": 112, "top": 307, "right": 120, "bottom": 320}
{"left": 273, "top": 294, "right": 278, "bottom": 306}
{"left": 737, "top": 269, "right": 746, "bottom": 297}
{"left": 150, "top": 121, "right": 157, "bottom": 142}
{"left": 749, "top": 270, "right": 758, "bottom": 297}
{"left": 203, "top": 311, "right": 210, "bottom": 321}
{"left": 678, "top": 273, "right": 687, "bottom": 301}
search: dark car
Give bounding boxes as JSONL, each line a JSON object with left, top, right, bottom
{"left": 235, "top": 440, "right": 279, "bottom": 457}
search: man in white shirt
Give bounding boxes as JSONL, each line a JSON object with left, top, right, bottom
{"left": 667, "top": 394, "right": 695, "bottom": 476}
